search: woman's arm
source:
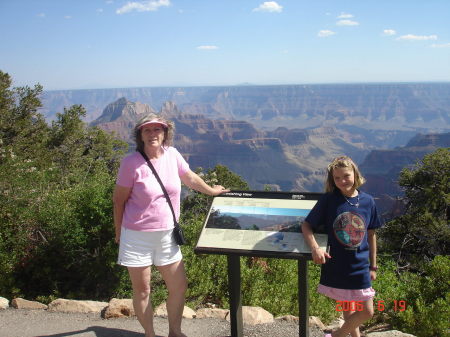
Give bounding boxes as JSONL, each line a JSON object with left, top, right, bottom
{"left": 180, "top": 170, "right": 229, "bottom": 196}
{"left": 112, "top": 184, "right": 132, "bottom": 243}
{"left": 301, "top": 221, "right": 331, "bottom": 264}
{"left": 368, "top": 229, "right": 377, "bottom": 280}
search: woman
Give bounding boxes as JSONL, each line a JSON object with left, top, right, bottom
{"left": 113, "top": 113, "right": 228, "bottom": 337}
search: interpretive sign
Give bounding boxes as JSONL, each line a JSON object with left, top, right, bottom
{"left": 194, "top": 191, "right": 327, "bottom": 337}
{"left": 195, "top": 190, "right": 327, "bottom": 257}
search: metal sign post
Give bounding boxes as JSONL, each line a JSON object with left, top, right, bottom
{"left": 227, "top": 255, "right": 243, "bottom": 337}
{"left": 298, "top": 258, "right": 309, "bottom": 337}
{"left": 222, "top": 254, "right": 311, "bottom": 337}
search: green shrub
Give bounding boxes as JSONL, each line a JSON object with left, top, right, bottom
{"left": 0, "top": 72, "right": 128, "bottom": 300}
{"left": 12, "top": 170, "right": 128, "bottom": 300}
{"left": 390, "top": 256, "right": 450, "bottom": 337}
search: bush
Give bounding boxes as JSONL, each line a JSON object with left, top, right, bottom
{"left": 0, "top": 71, "right": 128, "bottom": 300}
{"left": 390, "top": 256, "right": 450, "bottom": 337}
{"left": 12, "top": 170, "right": 128, "bottom": 300}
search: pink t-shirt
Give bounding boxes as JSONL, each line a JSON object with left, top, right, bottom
{"left": 116, "top": 147, "right": 190, "bottom": 231}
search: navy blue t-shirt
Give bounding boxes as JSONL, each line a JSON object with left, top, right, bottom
{"left": 305, "top": 190, "right": 382, "bottom": 290}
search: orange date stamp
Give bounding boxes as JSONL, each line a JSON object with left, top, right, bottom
{"left": 336, "top": 300, "right": 407, "bottom": 312}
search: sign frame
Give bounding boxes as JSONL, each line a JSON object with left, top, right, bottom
{"left": 194, "top": 190, "right": 327, "bottom": 259}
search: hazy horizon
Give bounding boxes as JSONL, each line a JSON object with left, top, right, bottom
{"left": 37, "top": 80, "right": 450, "bottom": 93}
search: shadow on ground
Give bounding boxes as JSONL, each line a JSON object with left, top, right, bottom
{"left": 36, "top": 326, "right": 145, "bottom": 337}
{"left": 36, "top": 326, "right": 232, "bottom": 337}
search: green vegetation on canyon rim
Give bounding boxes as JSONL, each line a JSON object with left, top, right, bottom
{"left": 0, "top": 71, "right": 448, "bottom": 337}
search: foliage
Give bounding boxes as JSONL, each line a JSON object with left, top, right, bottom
{"left": 12, "top": 172, "right": 125, "bottom": 299}
{"left": 384, "top": 256, "right": 450, "bottom": 337}
{"left": 181, "top": 165, "right": 250, "bottom": 222}
{"left": 376, "top": 149, "right": 450, "bottom": 336}
{"left": 0, "top": 70, "right": 128, "bottom": 300}
{"left": 380, "top": 148, "right": 450, "bottom": 269}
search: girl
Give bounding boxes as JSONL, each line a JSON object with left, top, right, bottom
{"left": 301, "top": 156, "right": 382, "bottom": 337}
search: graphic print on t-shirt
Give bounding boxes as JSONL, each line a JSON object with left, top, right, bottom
{"left": 333, "top": 212, "right": 365, "bottom": 249}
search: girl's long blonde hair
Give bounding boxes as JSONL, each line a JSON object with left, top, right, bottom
{"left": 325, "top": 156, "right": 366, "bottom": 193}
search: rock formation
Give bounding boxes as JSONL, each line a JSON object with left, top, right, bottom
{"left": 41, "top": 83, "right": 450, "bottom": 133}
{"left": 91, "top": 97, "right": 449, "bottom": 216}
{"left": 360, "top": 132, "right": 450, "bottom": 216}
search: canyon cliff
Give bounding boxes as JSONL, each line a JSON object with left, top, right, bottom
{"left": 91, "top": 98, "right": 449, "bottom": 217}
{"left": 42, "top": 83, "right": 450, "bottom": 134}
{"left": 42, "top": 83, "right": 449, "bottom": 215}
{"left": 360, "top": 132, "right": 450, "bottom": 216}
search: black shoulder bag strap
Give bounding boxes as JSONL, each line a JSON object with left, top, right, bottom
{"left": 139, "top": 150, "right": 186, "bottom": 245}
{"left": 139, "top": 150, "right": 177, "bottom": 225}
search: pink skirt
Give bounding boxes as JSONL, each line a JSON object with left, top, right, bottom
{"left": 318, "top": 284, "right": 375, "bottom": 301}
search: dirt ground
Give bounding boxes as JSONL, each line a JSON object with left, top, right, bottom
{"left": 0, "top": 308, "right": 325, "bottom": 337}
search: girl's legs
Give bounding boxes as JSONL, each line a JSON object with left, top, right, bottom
{"left": 157, "top": 260, "right": 188, "bottom": 337}
{"left": 332, "top": 299, "right": 374, "bottom": 337}
{"left": 128, "top": 266, "right": 155, "bottom": 337}
{"left": 343, "top": 310, "right": 360, "bottom": 337}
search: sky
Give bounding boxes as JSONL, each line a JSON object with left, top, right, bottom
{"left": 217, "top": 206, "right": 309, "bottom": 217}
{"left": 1, "top": 0, "right": 449, "bottom": 90}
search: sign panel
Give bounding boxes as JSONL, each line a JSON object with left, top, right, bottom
{"left": 195, "top": 191, "right": 328, "bottom": 257}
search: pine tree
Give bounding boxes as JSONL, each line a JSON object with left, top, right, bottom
{"left": 380, "top": 148, "right": 450, "bottom": 269}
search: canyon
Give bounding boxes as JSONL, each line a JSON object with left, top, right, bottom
{"left": 40, "top": 83, "right": 450, "bottom": 215}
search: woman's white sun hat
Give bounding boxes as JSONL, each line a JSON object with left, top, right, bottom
{"left": 138, "top": 119, "right": 168, "bottom": 129}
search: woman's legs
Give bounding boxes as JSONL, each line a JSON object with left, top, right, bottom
{"left": 332, "top": 299, "right": 374, "bottom": 337}
{"left": 128, "top": 266, "right": 155, "bottom": 337}
{"left": 157, "top": 260, "right": 188, "bottom": 337}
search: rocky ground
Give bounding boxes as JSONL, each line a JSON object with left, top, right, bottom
{"left": 0, "top": 308, "right": 324, "bottom": 337}
{"left": 0, "top": 297, "right": 415, "bottom": 337}
{"left": 0, "top": 308, "right": 417, "bottom": 337}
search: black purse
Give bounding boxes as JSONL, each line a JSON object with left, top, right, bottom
{"left": 139, "top": 150, "right": 186, "bottom": 245}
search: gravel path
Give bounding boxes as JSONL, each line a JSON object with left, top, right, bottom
{"left": 0, "top": 309, "right": 325, "bottom": 337}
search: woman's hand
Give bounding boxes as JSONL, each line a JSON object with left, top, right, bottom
{"left": 210, "top": 185, "right": 230, "bottom": 196}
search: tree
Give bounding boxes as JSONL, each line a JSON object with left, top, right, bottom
{"left": 0, "top": 72, "right": 50, "bottom": 165}
{"left": 380, "top": 148, "right": 450, "bottom": 269}
{"left": 181, "top": 164, "right": 249, "bottom": 220}
{"left": 0, "top": 70, "right": 129, "bottom": 300}
{"left": 0, "top": 71, "right": 51, "bottom": 295}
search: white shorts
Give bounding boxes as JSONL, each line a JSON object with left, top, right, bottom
{"left": 117, "top": 227, "right": 182, "bottom": 267}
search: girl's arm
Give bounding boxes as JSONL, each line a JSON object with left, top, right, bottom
{"left": 301, "top": 221, "right": 331, "bottom": 264}
{"left": 368, "top": 229, "right": 377, "bottom": 280}
{"left": 112, "top": 184, "right": 132, "bottom": 243}
{"left": 181, "top": 169, "right": 229, "bottom": 196}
